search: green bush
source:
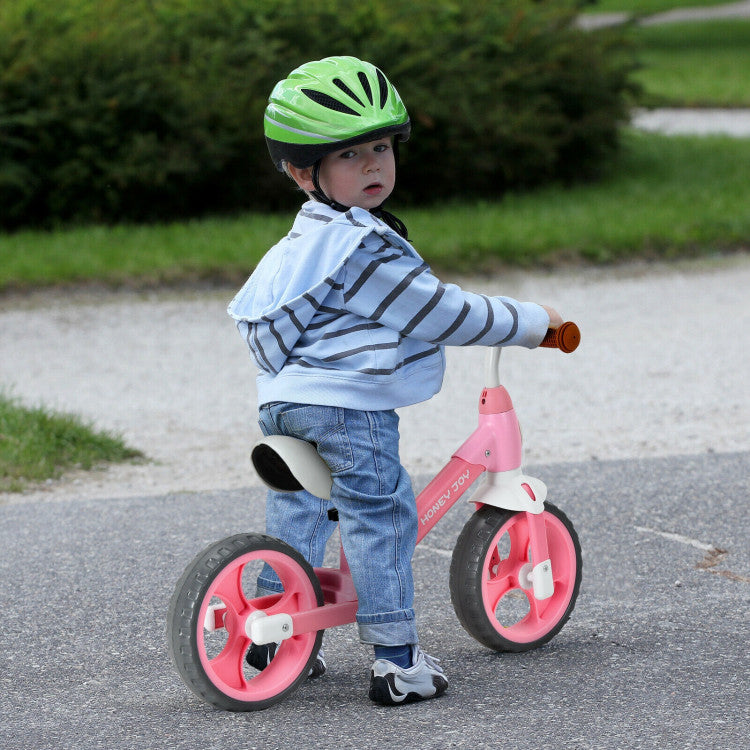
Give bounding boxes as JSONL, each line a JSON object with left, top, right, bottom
{"left": 0, "top": 0, "right": 635, "bottom": 229}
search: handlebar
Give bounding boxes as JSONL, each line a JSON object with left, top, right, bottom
{"left": 539, "top": 321, "right": 580, "bottom": 353}
{"left": 483, "top": 322, "right": 580, "bottom": 387}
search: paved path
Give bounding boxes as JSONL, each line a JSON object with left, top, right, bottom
{"left": 579, "top": 0, "right": 750, "bottom": 28}
{"left": 2, "top": 254, "right": 749, "bottom": 504}
{"left": 633, "top": 107, "right": 750, "bottom": 136}
{"left": 1, "top": 452, "right": 748, "bottom": 749}
{"left": 643, "top": 0, "right": 750, "bottom": 23}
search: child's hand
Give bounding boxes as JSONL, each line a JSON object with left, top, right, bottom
{"left": 542, "top": 305, "right": 563, "bottom": 328}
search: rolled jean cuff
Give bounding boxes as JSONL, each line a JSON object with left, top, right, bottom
{"left": 356, "top": 609, "right": 418, "bottom": 646}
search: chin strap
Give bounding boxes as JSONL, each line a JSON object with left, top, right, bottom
{"left": 370, "top": 206, "right": 408, "bottom": 240}
{"left": 311, "top": 162, "right": 409, "bottom": 240}
{"left": 310, "top": 162, "right": 349, "bottom": 213}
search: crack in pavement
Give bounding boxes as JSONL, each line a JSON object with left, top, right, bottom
{"left": 636, "top": 525, "right": 750, "bottom": 583}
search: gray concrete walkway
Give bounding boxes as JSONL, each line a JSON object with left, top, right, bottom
{"left": 633, "top": 107, "right": 750, "bottom": 136}
{"left": 643, "top": 0, "right": 750, "bottom": 24}
{"left": 578, "top": 0, "right": 750, "bottom": 29}
{"left": 2, "top": 254, "right": 749, "bottom": 505}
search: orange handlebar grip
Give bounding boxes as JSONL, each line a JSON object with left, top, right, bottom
{"left": 539, "top": 321, "right": 580, "bottom": 353}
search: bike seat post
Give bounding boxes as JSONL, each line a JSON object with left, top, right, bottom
{"left": 328, "top": 507, "right": 350, "bottom": 574}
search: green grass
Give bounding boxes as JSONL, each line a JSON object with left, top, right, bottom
{"left": 585, "top": 0, "right": 731, "bottom": 15}
{"left": 0, "top": 215, "right": 291, "bottom": 290}
{"left": 407, "top": 131, "right": 750, "bottom": 269}
{"left": 585, "top": 3, "right": 750, "bottom": 107}
{"left": 630, "top": 20, "right": 750, "bottom": 106}
{"left": 2, "top": 131, "right": 749, "bottom": 288}
{"left": 0, "top": 393, "right": 143, "bottom": 492}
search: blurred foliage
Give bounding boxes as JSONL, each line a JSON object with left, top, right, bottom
{"left": 0, "top": 0, "right": 636, "bottom": 229}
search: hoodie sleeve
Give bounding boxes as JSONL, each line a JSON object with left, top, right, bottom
{"left": 340, "top": 233, "right": 550, "bottom": 349}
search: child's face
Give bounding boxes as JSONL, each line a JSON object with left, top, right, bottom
{"left": 295, "top": 138, "right": 396, "bottom": 210}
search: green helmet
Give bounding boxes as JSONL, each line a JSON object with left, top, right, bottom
{"left": 264, "top": 56, "right": 411, "bottom": 171}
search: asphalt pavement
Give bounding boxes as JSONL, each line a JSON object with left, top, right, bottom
{"left": 1, "top": 451, "right": 748, "bottom": 749}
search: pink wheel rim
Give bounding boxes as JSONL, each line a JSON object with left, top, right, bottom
{"left": 481, "top": 511, "right": 577, "bottom": 643}
{"left": 196, "top": 549, "right": 319, "bottom": 702}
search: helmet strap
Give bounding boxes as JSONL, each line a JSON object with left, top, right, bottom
{"left": 370, "top": 206, "right": 409, "bottom": 240}
{"left": 310, "top": 162, "right": 349, "bottom": 213}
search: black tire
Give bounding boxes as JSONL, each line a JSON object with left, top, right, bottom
{"left": 449, "top": 503, "right": 581, "bottom": 652}
{"left": 167, "top": 533, "right": 324, "bottom": 711}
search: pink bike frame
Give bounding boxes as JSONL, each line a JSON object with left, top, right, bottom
{"left": 247, "top": 350, "right": 552, "bottom": 646}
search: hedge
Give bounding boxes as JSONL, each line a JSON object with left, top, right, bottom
{"left": 0, "top": 0, "right": 636, "bottom": 229}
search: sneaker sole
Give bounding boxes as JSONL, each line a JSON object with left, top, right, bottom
{"left": 368, "top": 673, "right": 448, "bottom": 706}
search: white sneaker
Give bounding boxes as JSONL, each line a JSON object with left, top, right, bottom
{"left": 369, "top": 646, "right": 448, "bottom": 705}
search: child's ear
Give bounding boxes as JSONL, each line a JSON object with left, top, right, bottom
{"left": 286, "top": 164, "right": 315, "bottom": 192}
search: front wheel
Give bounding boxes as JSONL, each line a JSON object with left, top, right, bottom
{"left": 450, "top": 503, "right": 581, "bottom": 652}
{"left": 167, "top": 533, "right": 324, "bottom": 711}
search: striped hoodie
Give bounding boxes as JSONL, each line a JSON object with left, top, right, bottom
{"left": 228, "top": 201, "right": 550, "bottom": 410}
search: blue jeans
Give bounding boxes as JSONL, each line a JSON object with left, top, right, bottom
{"left": 257, "top": 402, "right": 419, "bottom": 646}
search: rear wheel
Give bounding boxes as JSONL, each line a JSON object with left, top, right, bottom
{"left": 168, "top": 533, "right": 323, "bottom": 710}
{"left": 449, "top": 504, "right": 581, "bottom": 651}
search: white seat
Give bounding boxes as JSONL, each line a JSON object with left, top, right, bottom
{"left": 251, "top": 435, "right": 333, "bottom": 500}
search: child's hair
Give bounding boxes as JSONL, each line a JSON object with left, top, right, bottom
{"left": 279, "top": 160, "right": 314, "bottom": 200}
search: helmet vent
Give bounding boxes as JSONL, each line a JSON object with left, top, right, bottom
{"left": 357, "top": 72, "right": 374, "bottom": 105}
{"left": 333, "top": 78, "right": 365, "bottom": 107}
{"left": 376, "top": 69, "right": 389, "bottom": 108}
{"left": 301, "top": 88, "right": 359, "bottom": 116}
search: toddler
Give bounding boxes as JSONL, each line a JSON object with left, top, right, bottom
{"left": 228, "top": 56, "right": 562, "bottom": 705}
